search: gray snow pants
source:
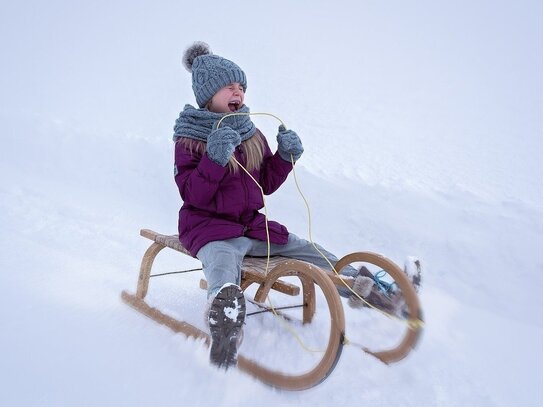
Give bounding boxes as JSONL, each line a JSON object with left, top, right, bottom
{"left": 196, "top": 233, "right": 358, "bottom": 298}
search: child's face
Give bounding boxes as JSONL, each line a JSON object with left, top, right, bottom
{"left": 207, "top": 83, "right": 245, "bottom": 113}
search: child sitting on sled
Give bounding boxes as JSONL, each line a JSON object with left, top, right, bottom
{"left": 172, "top": 42, "right": 408, "bottom": 369}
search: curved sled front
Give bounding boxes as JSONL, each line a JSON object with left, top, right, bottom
{"left": 237, "top": 260, "right": 345, "bottom": 390}
{"left": 121, "top": 229, "right": 345, "bottom": 391}
{"left": 121, "top": 230, "right": 423, "bottom": 390}
{"left": 332, "top": 252, "right": 424, "bottom": 364}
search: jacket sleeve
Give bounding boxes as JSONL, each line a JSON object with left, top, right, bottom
{"left": 258, "top": 133, "right": 293, "bottom": 195}
{"left": 174, "top": 140, "right": 228, "bottom": 207}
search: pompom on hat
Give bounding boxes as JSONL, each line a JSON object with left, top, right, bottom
{"left": 182, "top": 41, "right": 247, "bottom": 108}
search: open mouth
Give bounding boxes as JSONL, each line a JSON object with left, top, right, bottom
{"left": 228, "top": 101, "right": 241, "bottom": 112}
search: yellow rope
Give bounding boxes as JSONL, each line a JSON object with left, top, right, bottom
{"left": 289, "top": 154, "right": 424, "bottom": 330}
{"left": 217, "top": 112, "right": 286, "bottom": 130}
{"left": 218, "top": 111, "right": 423, "bottom": 352}
{"left": 231, "top": 155, "right": 324, "bottom": 353}
{"left": 218, "top": 113, "right": 323, "bottom": 352}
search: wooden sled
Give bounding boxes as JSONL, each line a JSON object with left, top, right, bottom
{"left": 121, "top": 229, "right": 423, "bottom": 390}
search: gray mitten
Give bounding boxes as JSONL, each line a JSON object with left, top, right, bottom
{"left": 206, "top": 126, "right": 241, "bottom": 166}
{"left": 277, "top": 125, "right": 303, "bottom": 162}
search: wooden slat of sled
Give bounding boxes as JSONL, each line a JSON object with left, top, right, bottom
{"left": 140, "top": 229, "right": 300, "bottom": 297}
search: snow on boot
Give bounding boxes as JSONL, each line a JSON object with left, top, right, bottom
{"left": 208, "top": 283, "right": 246, "bottom": 370}
{"left": 364, "top": 289, "right": 404, "bottom": 316}
{"left": 349, "top": 277, "right": 403, "bottom": 315}
{"left": 348, "top": 266, "right": 404, "bottom": 316}
{"left": 404, "top": 256, "right": 422, "bottom": 292}
{"left": 348, "top": 276, "right": 375, "bottom": 309}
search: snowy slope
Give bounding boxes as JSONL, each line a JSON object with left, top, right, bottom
{"left": 1, "top": 1, "right": 542, "bottom": 406}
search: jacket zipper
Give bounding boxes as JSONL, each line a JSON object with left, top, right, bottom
{"left": 238, "top": 147, "right": 250, "bottom": 235}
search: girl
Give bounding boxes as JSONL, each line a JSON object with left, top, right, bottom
{"left": 172, "top": 42, "right": 399, "bottom": 369}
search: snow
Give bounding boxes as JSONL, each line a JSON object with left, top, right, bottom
{"left": 1, "top": 0, "right": 542, "bottom": 406}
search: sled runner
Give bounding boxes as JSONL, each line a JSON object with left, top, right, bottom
{"left": 121, "top": 229, "right": 423, "bottom": 390}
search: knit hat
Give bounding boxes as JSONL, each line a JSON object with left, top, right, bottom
{"left": 182, "top": 42, "right": 247, "bottom": 108}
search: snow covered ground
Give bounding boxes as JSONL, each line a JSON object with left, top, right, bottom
{"left": 1, "top": 1, "right": 542, "bottom": 406}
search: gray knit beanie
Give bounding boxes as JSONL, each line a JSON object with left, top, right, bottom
{"left": 182, "top": 42, "right": 247, "bottom": 108}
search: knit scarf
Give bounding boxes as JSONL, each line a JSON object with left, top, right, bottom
{"left": 172, "top": 104, "right": 256, "bottom": 142}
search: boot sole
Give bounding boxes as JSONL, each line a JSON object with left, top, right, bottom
{"left": 208, "top": 284, "right": 246, "bottom": 369}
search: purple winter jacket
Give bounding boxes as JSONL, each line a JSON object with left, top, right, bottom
{"left": 174, "top": 130, "right": 293, "bottom": 257}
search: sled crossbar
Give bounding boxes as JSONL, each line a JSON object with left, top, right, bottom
{"left": 122, "top": 229, "right": 423, "bottom": 390}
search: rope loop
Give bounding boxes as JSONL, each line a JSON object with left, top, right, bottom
{"left": 216, "top": 112, "right": 286, "bottom": 131}
{"left": 217, "top": 111, "right": 423, "bottom": 348}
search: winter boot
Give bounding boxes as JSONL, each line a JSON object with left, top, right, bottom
{"left": 355, "top": 260, "right": 422, "bottom": 291}
{"left": 208, "top": 283, "right": 246, "bottom": 369}
{"left": 348, "top": 275, "right": 403, "bottom": 315}
{"left": 348, "top": 263, "right": 418, "bottom": 316}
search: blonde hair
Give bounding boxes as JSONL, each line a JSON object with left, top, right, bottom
{"left": 177, "top": 130, "right": 265, "bottom": 173}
